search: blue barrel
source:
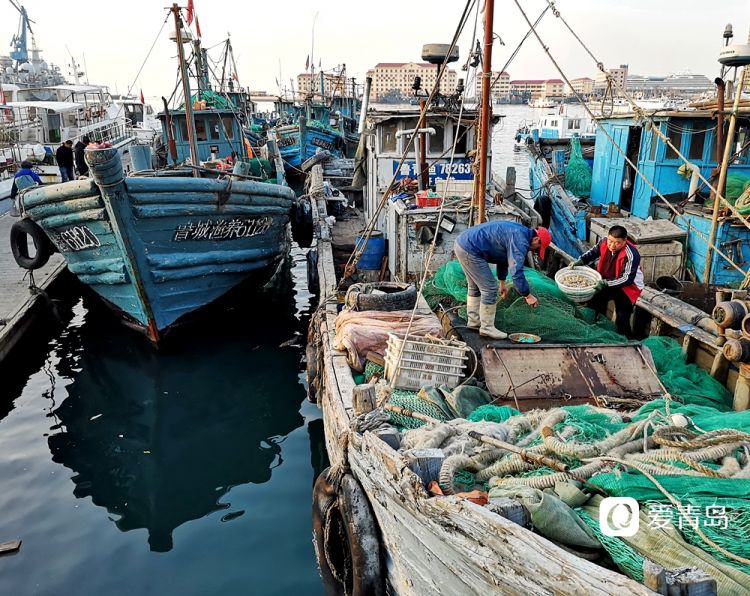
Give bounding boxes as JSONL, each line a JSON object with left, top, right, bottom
{"left": 129, "top": 144, "right": 153, "bottom": 172}
{"left": 355, "top": 230, "right": 385, "bottom": 270}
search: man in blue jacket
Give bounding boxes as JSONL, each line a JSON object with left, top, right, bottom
{"left": 9, "top": 161, "right": 42, "bottom": 216}
{"left": 455, "top": 220, "right": 551, "bottom": 339}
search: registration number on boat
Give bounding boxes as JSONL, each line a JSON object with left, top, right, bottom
{"left": 172, "top": 217, "right": 273, "bottom": 241}
{"left": 311, "top": 137, "right": 335, "bottom": 151}
{"left": 277, "top": 137, "right": 296, "bottom": 148}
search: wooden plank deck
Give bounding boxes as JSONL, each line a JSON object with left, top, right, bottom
{"left": 0, "top": 212, "right": 66, "bottom": 362}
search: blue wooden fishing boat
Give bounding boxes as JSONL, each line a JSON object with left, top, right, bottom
{"left": 526, "top": 105, "right": 750, "bottom": 286}
{"left": 19, "top": 146, "right": 295, "bottom": 342}
{"left": 275, "top": 113, "right": 347, "bottom": 172}
{"left": 10, "top": 4, "right": 299, "bottom": 343}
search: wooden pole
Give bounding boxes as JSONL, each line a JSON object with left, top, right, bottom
{"left": 475, "top": 0, "right": 495, "bottom": 225}
{"left": 704, "top": 66, "right": 747, "bottom": 283}
{"left": 172, "top": 4, "right": 199, "bottom": 177}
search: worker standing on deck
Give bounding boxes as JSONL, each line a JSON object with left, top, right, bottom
{"left": 74, "top": 136, "right": 90, "bottom": 177}
{"left": 56, "top": 140, "right": 75, "bottom": 182}
{"left": 455, "top": 221, "right": 551, "bottom": 339}
{"left": 570, "top": 224, "right": 644, "bottom": 338}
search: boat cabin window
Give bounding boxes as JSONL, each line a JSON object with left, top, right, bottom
{"left": 568, "top": 119, "right": 581, "bottom": 130}
{"left": 454, "top": 124, "right": 469, "bottom": 154}
{"left": 380, "top": 121, "right": 398, "bottom": 153}
{"left": 222, "top": 117, "right": 235, "bottom": 140}
{"left": 428, "top": 123, "right": 445, "bottom": 155}
{"left": 550, "top": 120, "right": 558, "bottom": 127}
{"left": 195, "top": 119, "right": 208, "bottom": 141}
{"left": 688, "top": 125, "right": 707, "bottom": 160}
{"left": 733, "top": 122, "right": 750, "bottom": 164}
{"left": 665, "top": 124, "right": 683, "bottom": 160}
{"left": 648, "top": 127, "right": 660, "bottom": 161}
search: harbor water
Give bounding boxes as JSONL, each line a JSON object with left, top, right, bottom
{"left": 0, "top": 104, "right": 554, "bottom": 595}
{"left": 0, "top": 246, "right": 326, "bottom": 595}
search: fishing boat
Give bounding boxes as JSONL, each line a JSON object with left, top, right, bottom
{"left": 528, "top": 95, "right": 557, "bottom": 109}
{"left": 271, "top": 66, "right": 361, "bottom": 175}
{"left": 0, "top": 3, "right": 138, "bottom": 200}
{"left": 10, "top": 4, "right": 298, "bottom": 343}
{"left": 522, "top": 24, "right": 750, "bottom": 288}
{"left": 305, "top": 8, "right": 750, "bottom": 595}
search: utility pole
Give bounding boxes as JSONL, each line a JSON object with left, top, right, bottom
{"left": 475, "top": 0, "right": 495, "bottom": 224}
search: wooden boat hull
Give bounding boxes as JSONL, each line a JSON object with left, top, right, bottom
{"left": 275, "top": 123, "right": 344, "bottom": 171}
{"left": 21, "top": 147, "right": 296, "bottom": 342}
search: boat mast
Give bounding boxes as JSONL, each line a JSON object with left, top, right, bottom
{"left": 475, "top": 0, "right": 495, "bottom": 225}
{"left": 171, "top": 3, "right": 199, "bottom": 177}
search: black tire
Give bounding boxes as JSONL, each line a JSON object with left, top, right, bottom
{"left": 307, "top": 248, "right": 320, "bottom": 295}
{"left": 291, "top": 198, "right": 314, "bottom": 249}
{"left": 312, "top": 469, "right": 385, "bottom": 596}
{"left": 306, "top": 341, "right": 319, "bottom": 404}
{"left": 10, "top": 219, "right": 53, "bottom": 270}
{"left": 345, "top": 282, "right": 417, "bottom": 312}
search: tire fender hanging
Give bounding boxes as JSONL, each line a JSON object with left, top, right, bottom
{"left": 312, "top": 468, "right": 385, "bottom": 596}
{"left": 10, "top": 218, "right": 54, "bottom": 270}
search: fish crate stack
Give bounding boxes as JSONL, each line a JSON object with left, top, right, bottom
{"left": 589, "top": 216, "right": 686, "bottom": 284}
{"left": 384, "top": 333, "right": 469, "bottom": 391}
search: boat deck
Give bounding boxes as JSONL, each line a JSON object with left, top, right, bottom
{"left": 0, "top": 211, "right": 65, "bottom": 362}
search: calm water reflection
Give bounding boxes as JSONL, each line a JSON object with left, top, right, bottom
{"left": 0, "top": 247, "right": 325, "bottom": 595}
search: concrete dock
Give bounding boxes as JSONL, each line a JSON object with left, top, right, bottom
{"left": 0, "top": 209, "right": 66, "bottom": 362}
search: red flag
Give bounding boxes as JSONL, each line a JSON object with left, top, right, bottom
{"left": 305, "top": 55, "right": 309, "bottom": 70}
{"left": 195, "top": 16, "right": 202, "bottom": 38}
{"left": 186, "top": 0, "right": 194, "bottom": 25}
{"left": 140, "top": 89, "right": 145, "bottom": 104}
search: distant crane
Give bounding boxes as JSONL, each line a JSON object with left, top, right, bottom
{"left": 8, "top": 0, "right": 36, "bottom": 65}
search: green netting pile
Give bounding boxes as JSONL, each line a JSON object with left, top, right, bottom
{"left": 641, "top": 336, "right": 733, "bottom": 411}
{"left": 564, "top": 136, "right": 593, "bottom": 198}
{"left": 577, "top": 509, "right": 645, "bottom": 581}
{"left": 426, "top": 261, "right": 625, "bottom": 344}
{"left": 364, "top": 360, "right": 385, "bottom": 382}
{"left": 591, "top": 472, "right": 750, "bottom": 574}
{"left": 467, "top": 404, "right": 520, "bottom": 423}
{"left": 387, "top": 389, "right": 448, "bottom": 429}
{"left": 726, "top": 174, "right": 750, "bottom": 203}
{"left": 182, "top": 90, "right": 234, "bottom": 109}
{"left": 244, "top": 158, "right": 274, "bottom": 178}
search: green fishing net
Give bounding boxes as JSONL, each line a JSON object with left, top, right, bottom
{"left": 426, "top": 261, "right": 625, "bottom": 344}
{"left": 387, "top": 389, "right": 449, "bottom": 429}
{"left": 564, "top": 136, "right": 593, "bottom": 198}
{"left": 577, "top": 509, "right": 645, "bottom": 581}
{"left": 640, "top": 336, "right": 733, "bottom": 411}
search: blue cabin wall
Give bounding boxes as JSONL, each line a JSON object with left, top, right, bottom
{"left": 592, "top": 117, "right": 750, "bottom": 218}
{"left": 159, "top": 111, "right": 245, "bottom": 164}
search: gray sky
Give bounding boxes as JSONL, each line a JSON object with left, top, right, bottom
{"left": 2, "top": 0, "right": 748, "bottom": 101}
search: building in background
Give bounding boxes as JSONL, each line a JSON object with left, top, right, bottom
{"left": 509, "top": 79, "right": 564, "bottom": 101}
{"left": 368, "top": 62, "right": 458, "bottom": 102}
{"left": 594, "top": 64, "right": 628, "bottom": 94}
{"left": 566, "top": 77, "right": 594, "bottom": 96}
{"left": 473, "top": 71, "right": 510, "bottom": 102}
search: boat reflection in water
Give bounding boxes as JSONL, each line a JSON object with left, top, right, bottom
{"left": 46, "top": 265, "right": 307, "bottom": 552}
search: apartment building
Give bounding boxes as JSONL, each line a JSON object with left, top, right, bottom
{"left": 566, "top": 77, "right": 595, "bottom": 96}
{"left": 368, "top": 62, "right": 458, "bottom": 100}
{"left": 510, "top": 79, "right": 564, "bottom": 100}
{"left": 473, "top": 71, "right": 511, "bottom": 100}
{"left": 594, "top": 64, "right": 629, "bottom": 92}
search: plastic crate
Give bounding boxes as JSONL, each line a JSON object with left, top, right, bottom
{"left": 384, "top": 333, "right": 469, "bottom": 391}
{"left": 415, "top": 190, "right": 442, "bottom": 208}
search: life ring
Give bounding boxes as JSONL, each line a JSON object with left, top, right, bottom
{"left": 10, "top": 218, "right": 54, "bottom": 270}
{"left": 312, "top": 469, "right": 385, "bottom": 596}
{"left": 3, "top": 108, "right": 14, "bottom": 122}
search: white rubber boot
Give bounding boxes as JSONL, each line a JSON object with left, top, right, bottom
{"left": 466, "top": 295, "right": 480, "bottom": 329}
{"left": 479, "top": 303, "right": 508, "bottom": 339}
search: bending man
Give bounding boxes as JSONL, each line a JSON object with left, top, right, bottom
{"left": 455, "top": 221, "right": 551, "bottom": 339}
{"left": 570, "top": 224, "right": 644, "bottom": 338}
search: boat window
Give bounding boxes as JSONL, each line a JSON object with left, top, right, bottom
{"left": 454, "top": 124, "right": 469, "bottom": 154}
{"left": 429, "top": 123, "right": 445, "bottom": 155}
{"left": 380, "top": 121, "right": 398, "bottom": 152}
{"left": 195, "top": 119, "right": 208, "bottom": 141}
{"left": 550, "top": 120, "right": 558, "bottom": 127}
{"left": 664, "top": 124, "right": 683, "bottom": 160}
{"left": 209, "top": 118, "right": 220, "bottom": 140}
{"left": 568, "top": 119, "right": 580, "bottom": 129}
{"left": 222, "top": 117, "right": 235, "bottom": 140}
{"left": 688, "top": 125, "right": 707, "bottom": 160}
{"left": 648, "top": 128, "right": 660, "bottom": 161}
{"left": 179, "top": 119, "right": 188, "bottom": 140}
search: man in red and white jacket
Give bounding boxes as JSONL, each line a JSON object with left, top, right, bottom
{"left": 571, "top": 224, "right": 644, "bottom": 338}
